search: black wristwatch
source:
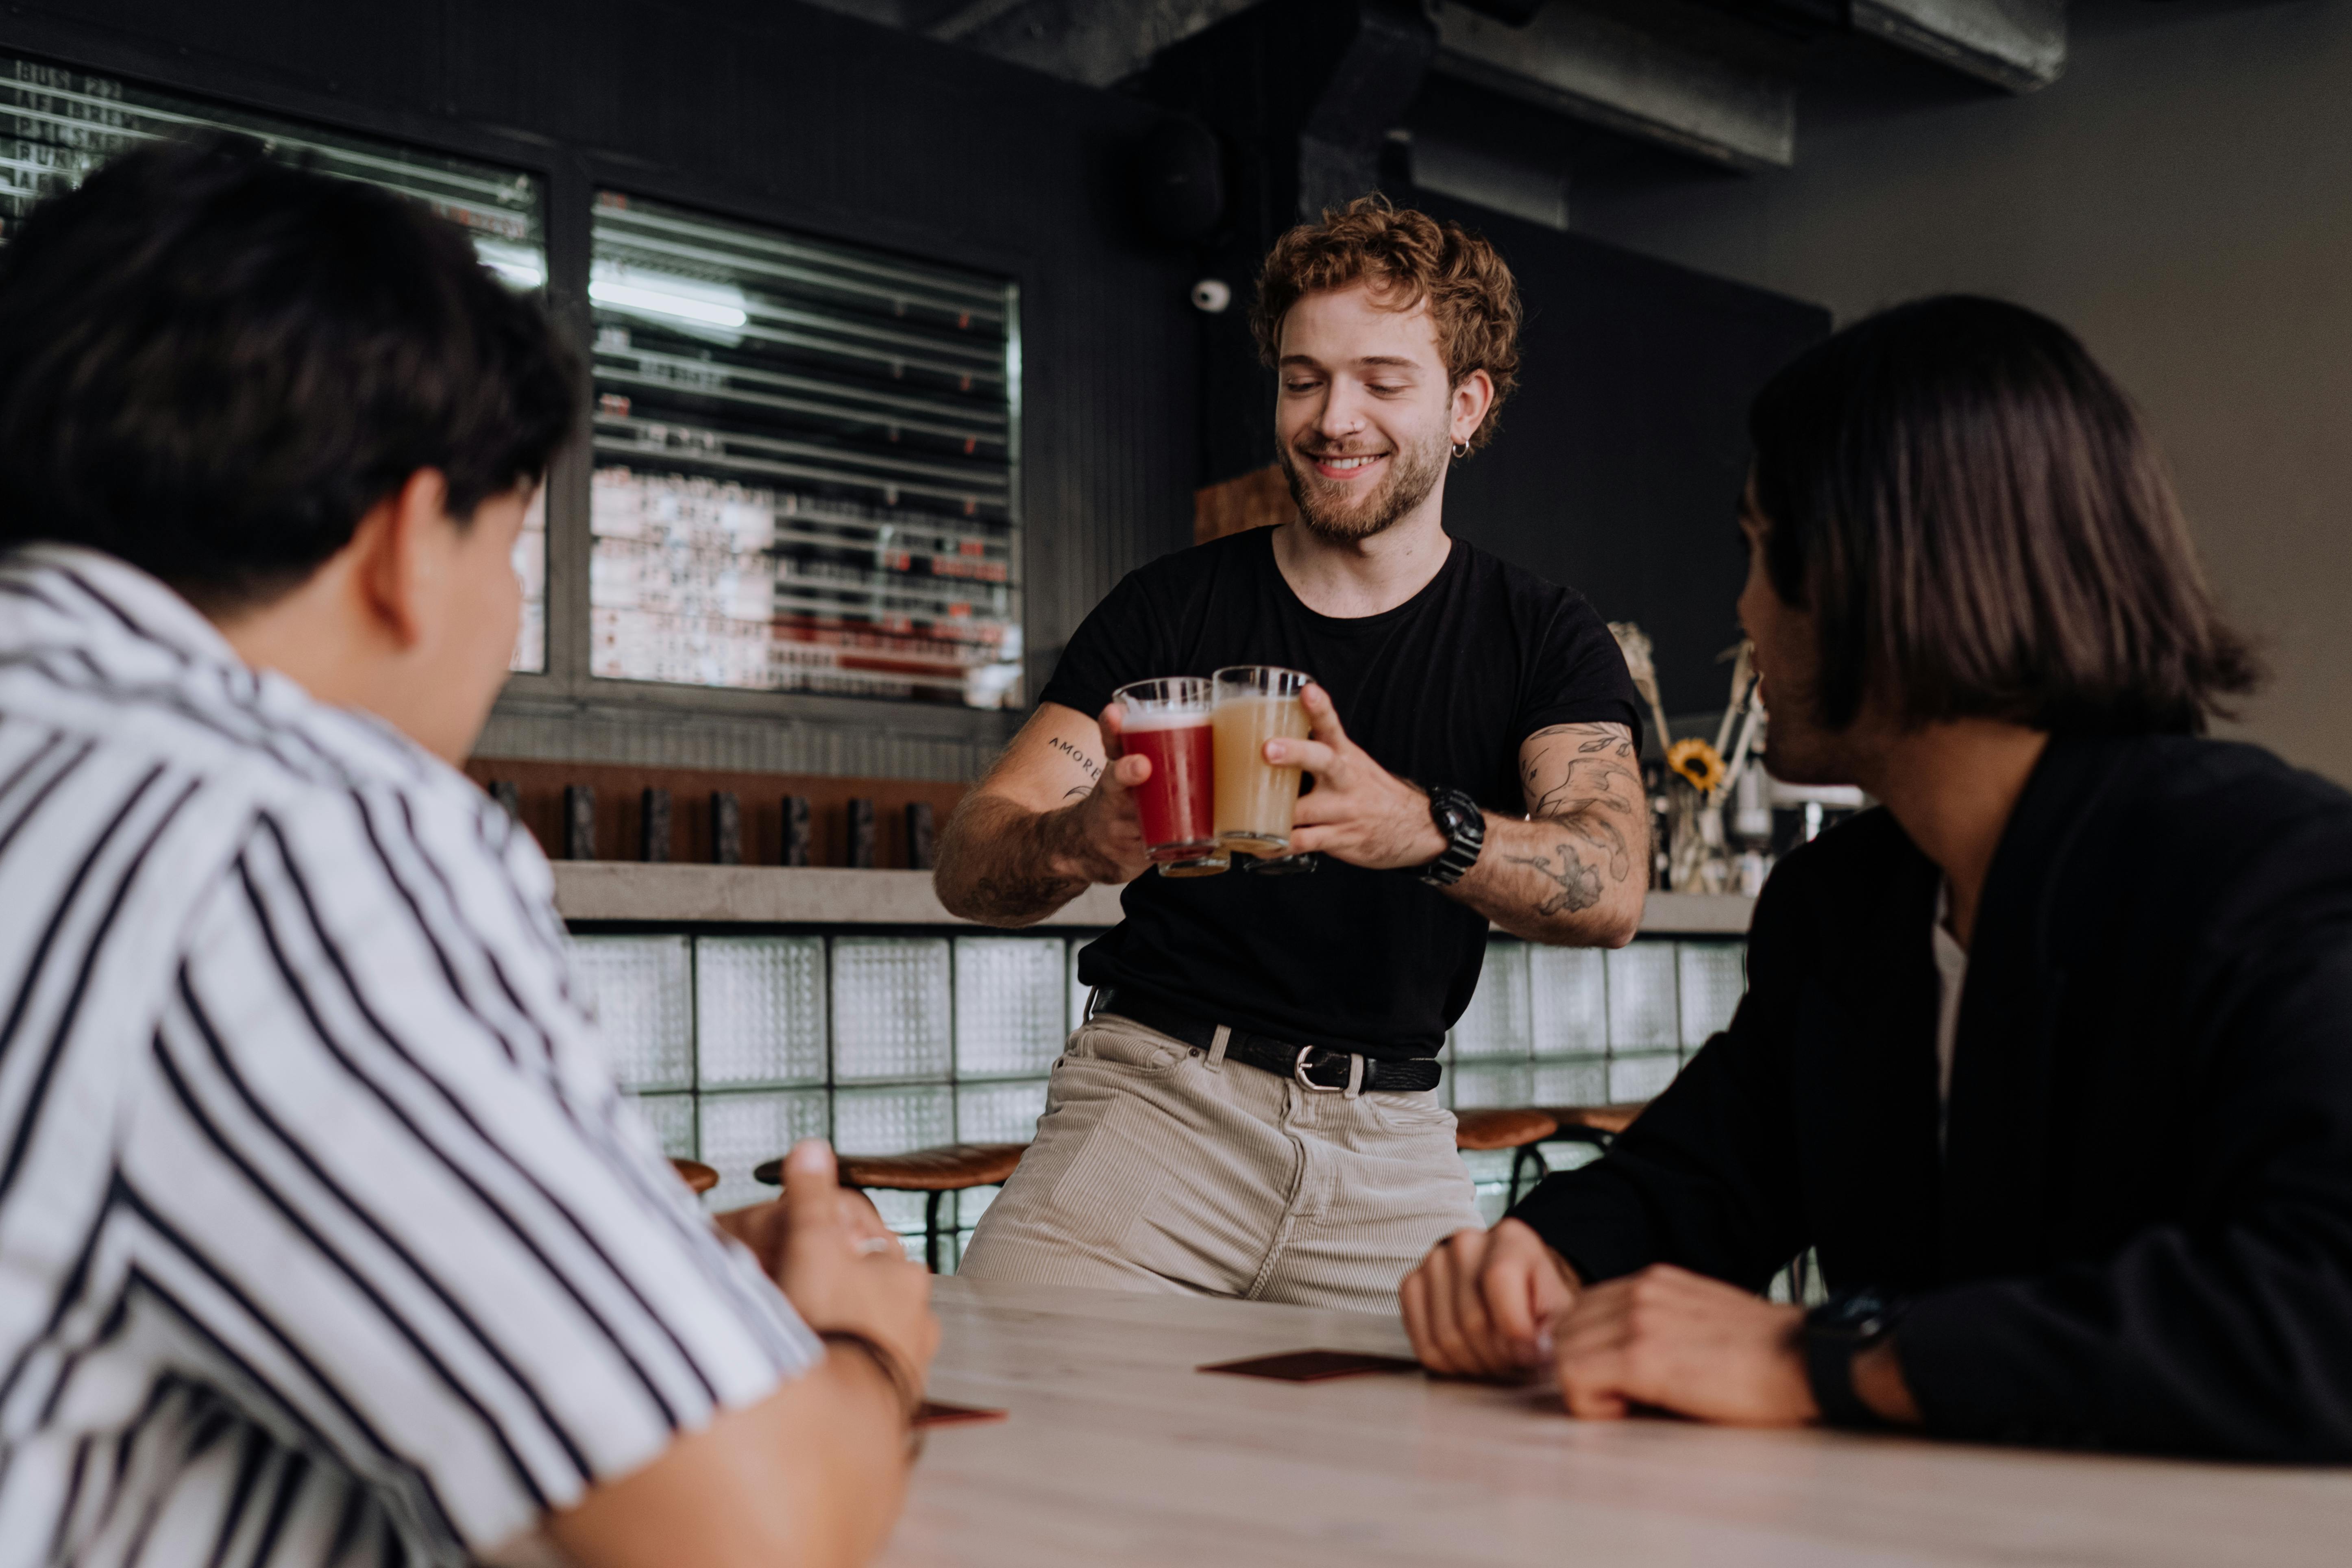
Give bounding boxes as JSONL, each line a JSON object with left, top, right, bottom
{"left": 1803, "top": 1286, "right": 1906, "bottom": 1429}
{"left": 1418, "top": 784, "right": 1486, "bottom": 887}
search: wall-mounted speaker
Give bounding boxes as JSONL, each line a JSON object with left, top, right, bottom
{"left": 1136, "top": 116, "right": 1225, "bottom": 246}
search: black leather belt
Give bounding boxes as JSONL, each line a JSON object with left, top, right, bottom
{"left": 1091, "top": 987, "right": 1443, "bottom": 1094}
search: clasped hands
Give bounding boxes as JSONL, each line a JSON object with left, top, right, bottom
{"left": 1068, "top": 681, "right": 1445, "bottom": 884}
{"left": 1401, "top": 1219, "right": 1826, "bottom": 1425}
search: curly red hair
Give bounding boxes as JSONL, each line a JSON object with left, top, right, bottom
{"left": 1250, "top": 195, "right": 1522, "bottom": 453}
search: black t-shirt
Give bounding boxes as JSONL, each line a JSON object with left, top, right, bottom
{"left": 1039, "top": 527, "right": 1640, "bottom": 1060}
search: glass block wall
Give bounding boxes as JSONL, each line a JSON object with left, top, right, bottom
{"left": 0, "top": 52, "right": 553, "bottom": 673}
{"left": 571, "top": 932, "right": 1069, "bottom": 1267}
{"left": 575, "top": 930, "right": 1748, "bottom": 1262}
{"left": 1447, "top": 936, "right": 1747, "bottom": 1222}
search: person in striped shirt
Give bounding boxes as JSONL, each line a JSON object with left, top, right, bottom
{"left": 0, "top": 135, "right": 935, "bottom": 1567}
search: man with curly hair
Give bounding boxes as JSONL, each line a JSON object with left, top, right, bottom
{"left": 936, "top": 197, "right": 1647, "bottom": 1309}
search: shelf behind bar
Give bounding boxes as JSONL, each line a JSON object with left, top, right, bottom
{"left": 551, "top": 864, "right": 1755, "bottom": 936}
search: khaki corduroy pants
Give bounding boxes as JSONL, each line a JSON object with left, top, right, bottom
{"left": 957, "top": 1010, "right": 1482, "bottom": 1313}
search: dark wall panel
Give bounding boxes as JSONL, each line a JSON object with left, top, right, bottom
{"left": 0, "top": 0, "right": 1199, "bottom": 727}
{"left": 1411, "top": 193, "right": 1829, "bottom": 722}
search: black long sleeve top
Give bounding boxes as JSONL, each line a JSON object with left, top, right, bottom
{"left": 1510, "top": 732, "right": 2352, "bottom": 1461}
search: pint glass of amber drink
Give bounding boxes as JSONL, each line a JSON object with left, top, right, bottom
{"left": 1212, "top": 665, "right": 1313, "bottom": 856}
{"left": 1113, "top": 677, "right": 1227, "bottom": 877}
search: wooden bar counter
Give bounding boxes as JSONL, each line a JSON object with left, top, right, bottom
{"left": 889, "top": 1278, "right": 2351, "bottom": 1567}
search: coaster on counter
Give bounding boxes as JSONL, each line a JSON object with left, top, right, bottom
{"left": 1198, "top": 1350, "right": 1423, "bottom": 1383}
{"left": 913, "top": 1400, "right": 1008, "bottom": 1427}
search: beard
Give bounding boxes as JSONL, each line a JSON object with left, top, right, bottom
{"left": 1277, "top": 429, "right": 1450, "bottom": 543}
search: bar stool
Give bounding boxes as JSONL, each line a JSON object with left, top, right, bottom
{"left": 1509, "top": 1102, "right": 1649, "bottom": 1202}
{"left": 671, "top": 1158, "right": 718, "bottom": 1194}
{"left": 1453, "top": 1107, "right": 1558, "bottom": 1207}
{"left": 754, "top": 1143, "right": 1028, "bottom": 1272}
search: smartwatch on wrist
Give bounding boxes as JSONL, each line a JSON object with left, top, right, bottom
{"left": 1803, "top": 1286, "right": 1906, "bottom": 1430}
{"left": 1418, "top": 785, "right": 1486, "bottom": 887}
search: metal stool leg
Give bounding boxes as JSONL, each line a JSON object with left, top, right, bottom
{"left": 1507, "top": 1143, "right": 1549, "bottom": 1208}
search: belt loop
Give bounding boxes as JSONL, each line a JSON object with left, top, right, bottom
{"left": 1206, "top": 1024, "right": 1231, "bottom": 1071}
{"left": 1344, "top": 1052, "right": 1364, "bottom": 1099}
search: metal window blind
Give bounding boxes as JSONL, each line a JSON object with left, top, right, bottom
{"left": 587, "top": 190, "right": 1022, "bottom": 709}
{"left": 0, "top": 52, "right": 552, "bottom": 673}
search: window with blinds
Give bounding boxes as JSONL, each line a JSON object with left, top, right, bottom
{"left": 587, "top": 190, "right": 1022, "bottom": 709}
{"left": 0, "top": 52, "right": 553, "bottom": 672}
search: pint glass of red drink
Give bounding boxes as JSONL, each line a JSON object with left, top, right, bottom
{"left": 1113, "top": 677, "right": 1226, "bottom": 877}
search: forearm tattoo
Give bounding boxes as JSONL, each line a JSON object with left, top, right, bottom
{"left": 1511, "top": 721, "right": 1643, "bottom": 918}
{"left": 1502, "top": 843, "right": 1605, "bottom": 915}
{"left": 1047, "top": 736, "right": 1100, "bottom": 782}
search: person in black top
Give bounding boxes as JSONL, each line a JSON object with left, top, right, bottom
{"left": 936, "top": 198, "right": 1646, "bottom": 1310}
{"left": 1402, "top": 295, "right": 2352, "bottom": 1461}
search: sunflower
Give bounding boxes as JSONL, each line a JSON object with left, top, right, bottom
{"left": 1666, "top": 737, "right": 1726, "bottom": 796}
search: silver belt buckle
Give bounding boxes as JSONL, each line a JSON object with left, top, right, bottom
{"left": 1293, "top": 1045, "right": 1350, "bottom": 1093}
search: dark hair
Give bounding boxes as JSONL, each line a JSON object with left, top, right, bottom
{"left": 1748, "top": 294, "right": 2258, "bottom": 735}
{"left": 0, "top": 133, "right": 581, "bottom": 612}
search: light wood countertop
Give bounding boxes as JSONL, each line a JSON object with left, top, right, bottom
{"left": 891, "top": 1276, "right": 2352, "bottom": 1567}
{"left": 551, "top": 864, "right": 1753, "bottom": 935}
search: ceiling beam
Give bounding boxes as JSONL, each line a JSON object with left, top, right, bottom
{"left": 1852, "top": 0, "right": 2066, "bottom": 94}
{"left": 1430, "top": 1, "right": 1795, "bottom": 172}
{"left": 927, "top": 0, "right": 1276, "bottom": 88}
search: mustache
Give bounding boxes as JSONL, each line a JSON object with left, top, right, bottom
{"left": 1291, "top": 444, "right": 1392, "bottom": 460}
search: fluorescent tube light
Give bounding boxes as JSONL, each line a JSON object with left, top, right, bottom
{"left": 590, "top": 278, "right": 748, "bottom": 329}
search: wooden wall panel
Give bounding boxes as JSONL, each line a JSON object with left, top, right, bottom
{"left": 464, "top": 758, "right": 966, "bottom": 870}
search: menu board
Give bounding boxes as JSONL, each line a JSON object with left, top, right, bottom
{"left": 588, "top": 191, "right": 1021, "bottom": 708}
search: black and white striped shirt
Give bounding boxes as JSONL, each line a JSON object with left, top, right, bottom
{"left": 0, "top": 546, "right": 819, "bottom": 1568}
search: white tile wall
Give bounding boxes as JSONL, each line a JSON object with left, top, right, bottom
{"left": 1450, "top": 1061, "right": 1534, "bottom": 1109}
{"left": 572, "top": 935, "right": 693, "bottom": 1091}
{"left": 832, "top": 1082, "right": 955, "bottom": 1156}
{"left": 954, "top": 937, "right": 1067, "bottom": 1078}
{"left": 1605, "top": 943, "right": 1681, "bottom": 1052}
{"left": 833, "top": 938, "right": 952, "bottom": 1081}
{"left": 1678, "top": 941, "right": 1747, "bottom": 1054}
{"left": 630, "top": 1091, "right": 697, "bottom": 1161}
{"left": 1450, "top": 940, "right": 1532, "bottom": 1059}
{"left": 585, "top": 930, "right": 1744, "bottom": 1228}
{"left": 696, "top": 936, "right": 828, "bottom": 1087}
{"left": 1608, "top": 1052, "right": 1682, "bottom": 1104}
{"left": 955, "top": 1078, "right": 1050, "bottom": 1145}
{"left": 1530, "top": 946, "right": 1608, "bottom": 1058}
{"left": 698, "top": 1088, "right": 830, "bottom": 1211}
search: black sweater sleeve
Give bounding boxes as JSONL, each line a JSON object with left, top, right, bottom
{"left": 1899, "top": 810, "right": 2352, "bottom": 1461}
{"left": 1506, "top": 867, "right": 1813, "bottom": 1291}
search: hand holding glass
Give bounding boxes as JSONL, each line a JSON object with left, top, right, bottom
{"left": 1112, "top": 677, "right": 1228, "bottom": 877}
{"left": 1213, "top": 665, "right": 1313, "bottom": 857}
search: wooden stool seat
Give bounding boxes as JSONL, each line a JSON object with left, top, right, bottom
{"left": 751, "top": 1142, "right": 1031, "bottom": 1274}
{"left": 750, "top": 1142, "right": 1028, "bottom": 1192}
{"left": 1453, "top": 1107, "right": 1559, "bottom": 1152}
{"left": 1535, "top": 1103, "right": 1647, "bottom": 1138}
{"left": 670, "top": 1158, "right": 718, "bottom": 1194}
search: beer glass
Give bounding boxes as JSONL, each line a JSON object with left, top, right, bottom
{"left": 1212, "top": 665, "right": 1312, "bottom": 856}
{"left": 1113, "top": 677, "right": 1227, "bottom": 877}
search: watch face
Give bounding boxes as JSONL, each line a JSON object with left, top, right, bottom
{"left": 1811, "top": 1288, "right": 1897, "bottom": 1340}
